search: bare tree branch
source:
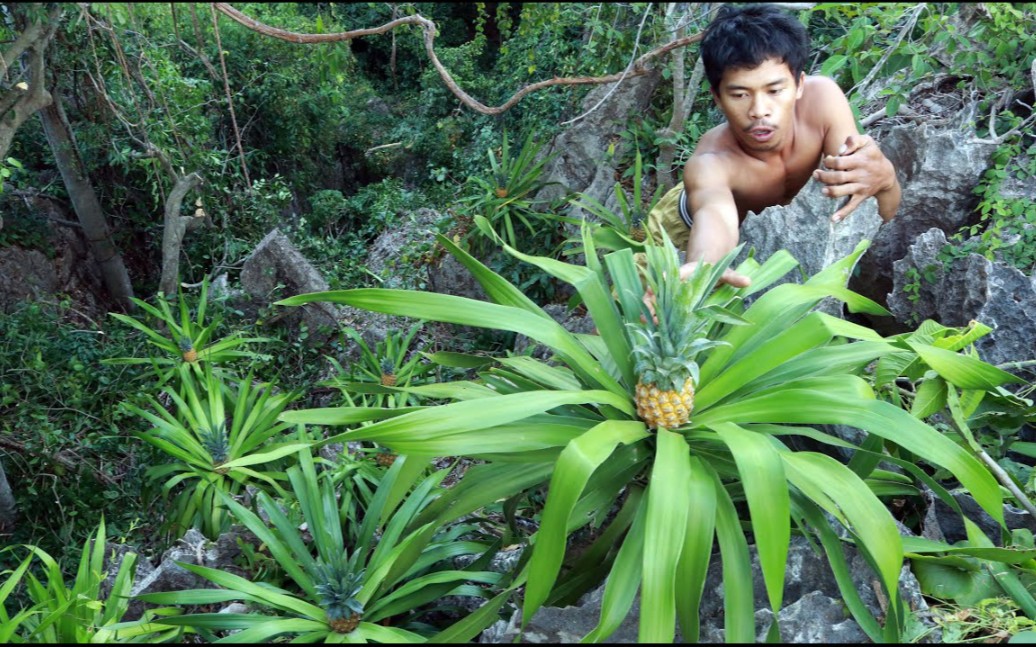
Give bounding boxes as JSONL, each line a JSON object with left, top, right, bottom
{"left": 211, "top": 4, "right": 250, "bottom": 188}
{"left": 212, "top": 2, "right": 705, "bottom": 117}
{"left": 159, "top": 171, "right": 206, "bottom": 297}
{"left": 0, "top": 5, "right": 61, "bottom": 161}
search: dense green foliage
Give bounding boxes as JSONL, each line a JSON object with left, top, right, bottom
{"left": 1, "top": 2, "right": 1035, "bottom": 643}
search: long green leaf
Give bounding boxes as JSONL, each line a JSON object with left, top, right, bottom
{"left": 711, "top": 467, "right": 756, "bottom": 643}
{"left": 639, "top": 428, "right": 692, "bottom": 643}
{"left": 581, "top": 496, "right": 649, "bottom": 643}
{"left": 523, "top": 420, "right": 650, "bottom": 625}
{"left": 795, "top": 498, "right": 885, "bottom": 641}
{"left": 696, "top": 311, "right": 876, "bottom": 410}
{"left": 173, "top": 562, "right": 323, "bottom": 618}
{"left": 782, "top": 452, "right": 902, "bottom": 605}
{"left": 694, "top": 377, "right": 1004, "bottom": 526}
{"left": 220, "top": 442, "right": 311, "bottom": 469}
{"left": 674, "top": 455, "right": 717, "bottom": 643}
{"left": 302, "top": 390, "right": 633, "bottom": 451}
{"left": 276, "top": 289, "right": 621, "bottom": 393}
{"left": 435, "top": 233, "right": 549, "bottom": 315}
{"left": 712, "top": 422, "right": 789, "bottom": 615}
{"left": 503, "top": 237, "right": 634, "bottom": 389}
{"left": 907, "top": 341, "right": 1024, "bottom": 389}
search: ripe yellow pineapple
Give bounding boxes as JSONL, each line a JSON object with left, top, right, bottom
{"left": 629, "top": 239, "right": 737, "bottom": 430}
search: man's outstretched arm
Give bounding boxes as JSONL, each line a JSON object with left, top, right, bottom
{"left": 681, "top": 156, "right": 751, "bottom": 287}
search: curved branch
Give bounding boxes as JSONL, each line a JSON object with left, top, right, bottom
{"left": 212, "top": 3, "right": 704, "bottom": 117}
{"left": 159, "top": 172, "right": 206, "bottom": 297}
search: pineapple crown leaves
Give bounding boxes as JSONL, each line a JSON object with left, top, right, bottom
{"left": 638, "top": 230, "right": 748, "bottom": 333}
{"left": 626, "top": 232, "right": 749, "bottom": 389}
{"left": 198, "top": 420, "right": 230, "bottom": 464}
{"left": 312, "top": 553, "right": 366, "bottom": 617}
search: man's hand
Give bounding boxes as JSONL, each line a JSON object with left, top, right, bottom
{"left": 641, "top": 261, "right": 750, "bottom": 322}
{"left": 678, "top": 261, "right": 751, "bottom": 287}
{"left": 812, "top": 134, "right": 898, "bottom": 223}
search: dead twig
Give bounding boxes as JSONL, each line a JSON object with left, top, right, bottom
{"left": 211, "top": 2, "right": 706, "bottom": 117}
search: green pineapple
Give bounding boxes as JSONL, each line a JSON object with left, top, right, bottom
{"left": 313, "top": 556, "right": 365, "bottom": 633}
{"left": 493, "top": 167, "right": 509, "bottom": 198}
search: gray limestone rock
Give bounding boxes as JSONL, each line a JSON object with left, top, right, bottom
{"left": 851, "top": 125, "right": 998, "bottom": 325}
{"left": 888, "top": 228, "right": 1036, "bottom": 368}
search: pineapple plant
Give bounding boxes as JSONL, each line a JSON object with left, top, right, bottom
{"left": 179, "top": 336, "right": 198, "bottom": 363}
{"left": 313, "top": 556, "right": 365, "bottom": 634}
{"left": 628, "top": 241, "right": 734, "bottom": 430}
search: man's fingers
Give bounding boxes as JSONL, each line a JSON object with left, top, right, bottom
{"left": 841, "top": 134, "right": 871, "bottom": 156}
{"left": 678, "top": 261, "right": 750, "bottom": 288}
{"left": 720, "top": 268, "right": 752, "bottom": 288}
{"left": 814, "top": 167, "right": 852, "bottom": 184}
{"left": 832, "top": 193, "right": 865, "bottom": 222}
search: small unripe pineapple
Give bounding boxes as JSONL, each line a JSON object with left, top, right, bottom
{"left": 328, "top": 612, "right": 362, "bottom": 634}
{"left": 379, "top": 358, "right": 397, "bottom": 387}
{"left": 314, "top": 560, "right": 364, "bottom": 634}
{"left": 179, "top": 337, "right": 198, "bottom": 363}
{"left": 493, "top": 170, "right": 508, "bottom": 198}
{"left": 629, "top": 213, "right": 647, "bottom": 242}
{"left": 375, "top": 449, "right": 397, "bottom": 467}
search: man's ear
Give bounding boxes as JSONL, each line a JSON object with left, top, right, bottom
{"left": 795, "top": 72, "right": 805, "bottom": 99}
{"left": 710, "top": 87, "right": 720, "bottom": 105}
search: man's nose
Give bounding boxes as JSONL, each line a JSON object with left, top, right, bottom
{"left": 748, "top": 95, "right": 770, "bottom": 119}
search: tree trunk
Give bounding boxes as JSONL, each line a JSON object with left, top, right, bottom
{"left": 39, "top": 96, "right": 135, "bottom": 309}
{"left": 0, "top": 4, "right": 61, "bottom": 162}
{"left": 655, "top": 3, "right": 710, "bottom": 191}
{"left": 159, "top": 172, "right": 205, "bottom": 297}
{"left": 0, "top": 458, "right": 16, "bottom": 533}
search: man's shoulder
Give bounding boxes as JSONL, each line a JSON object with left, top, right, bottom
{"left": 801, "top": 75, "right": 850, "bottom": 106}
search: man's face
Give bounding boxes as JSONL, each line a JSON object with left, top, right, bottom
{"left": 712, "top": 58, "right": 805, "bottom": 154}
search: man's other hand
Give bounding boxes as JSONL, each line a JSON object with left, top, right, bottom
{"left": 812, "top": 134, "right": 897, "bottom": 223}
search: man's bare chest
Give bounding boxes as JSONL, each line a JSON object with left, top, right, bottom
{"left": 732, "top": 153, "right": 820, "bottom": 218}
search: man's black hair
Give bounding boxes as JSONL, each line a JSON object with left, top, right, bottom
{"left": 701, "top": 3, "right": 810, "bottom": 91}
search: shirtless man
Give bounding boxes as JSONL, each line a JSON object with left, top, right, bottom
{"left": 646, "top": 3, "right": 901, "bottom": 287}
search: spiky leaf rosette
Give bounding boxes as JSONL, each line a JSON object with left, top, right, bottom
{"left": 628, "top": 233, "right": 745, "bottom": 429}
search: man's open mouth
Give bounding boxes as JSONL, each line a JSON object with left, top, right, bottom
{"left": 748, "top": 126, "right": 775, "bottom": 142}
